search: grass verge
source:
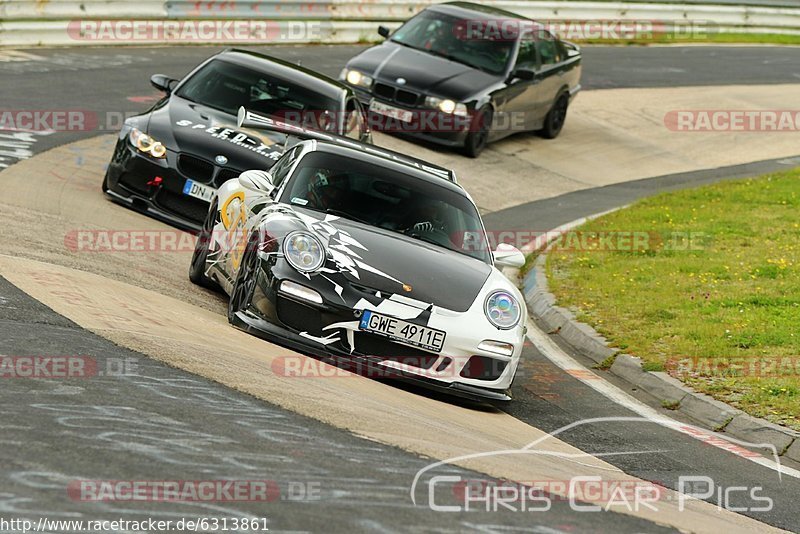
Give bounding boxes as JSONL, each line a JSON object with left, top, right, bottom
{"left": 547, "top": 169, "right": 800, "bottom": 430}
{"left": 573, "top": 33, "right": 800, "bottom": 46}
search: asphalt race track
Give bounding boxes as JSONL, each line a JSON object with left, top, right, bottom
{"left": 2, "top": 44, "right": 800, "bottom": 533}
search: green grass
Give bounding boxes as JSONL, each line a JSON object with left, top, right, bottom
{"left": 547, "top": 169, "right": 800, "bottom": 429}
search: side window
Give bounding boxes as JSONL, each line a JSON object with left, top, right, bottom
{"left": 344, "top": 99, "right": 365, "bottom": 140}
{"left": 538, "top": 32, "right": 561, "bottom": 66}
{"left": 514, "top": 34, "right": 537, "bottom": 70}
{"left": 270, "top": 145, "right": 301, "bottom": 188}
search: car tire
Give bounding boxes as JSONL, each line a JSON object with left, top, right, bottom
{"left": 539, "top": 92, "right": 569, "bottom": 139}
{"left": 463, "top": 106, "right": 492, "bottom": 158}
{"left": 189, "top": 198, "right": 222, "bottom": 292}
{"left": 227, "top": 231, "right": 260, "bottom": 323}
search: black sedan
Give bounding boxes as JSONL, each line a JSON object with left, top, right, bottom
{"left": 340, "top": 1, "right": 582, "bottom": 157}
{"left": 103, "top": 49, "right": 372, "bottom": 231}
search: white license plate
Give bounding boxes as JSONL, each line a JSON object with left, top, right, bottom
{"left": 359, "top": 310, "right": 446, "bottom": 353}
{"left": 370, "top": 100, "right": 413, "bottom": 123}
{"left": 183, "top": 179, "right": 216, "bottom": 202}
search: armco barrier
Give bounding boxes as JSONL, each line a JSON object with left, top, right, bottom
{"left": 1, "top": 1, "right": 799, "bottom": 47}
{"left": 165, "top": 0, "right": 333, "bottom": 19}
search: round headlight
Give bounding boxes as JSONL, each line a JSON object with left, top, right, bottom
{"left": 346, "top": 69, "right": 363, "bottom": 86}
{"left": 283, "top": 231, "right": 325, "bottom": 273}
{"left": 484, "top": 290, "right": 521, "bottom": 330}
{"left": 150, "top": 142, "right": 167, "bottom": 158}
{"left": 439, "top": 99, "right": 457, "bottom": 114}
{"left": 136, "top": 134, "right": 154, "bottom": 152}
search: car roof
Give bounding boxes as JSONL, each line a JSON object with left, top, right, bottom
{"left": 430, "top": 1, "right": 536, "bottom": 23}
{"left": 307, "top": 140, "right": 465, "bottom": 194}
{"left": 214, "top": 49, "right": 348, "bottom": 102}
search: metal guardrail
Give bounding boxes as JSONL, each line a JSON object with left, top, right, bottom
{"left": 1, "top": 0, "right": 799, "bottom": 47}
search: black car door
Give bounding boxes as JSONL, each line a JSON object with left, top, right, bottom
{"left": 497, "top": 31, "right": 541, "bottom": 133}
{"left": 533, "top": 31, "right": 568, "bottom": 126}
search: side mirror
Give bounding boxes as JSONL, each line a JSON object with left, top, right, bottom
{"left": 238, "top": 170, "right": 275, "bottom": 194}
{"left": 493, "top": 243, "right": 526, "bottom": 269}
{"left": 509, "top": 68, "right": 535, "bottom": 82}
{"left": 378, "top": 25, "right": 391, "bottom": 38}
{"left": 150, "top": 74, "right": 177, "bottom": 94}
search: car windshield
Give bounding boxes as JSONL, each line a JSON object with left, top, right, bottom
{"left": 176, "top": 58, "right": 340, "bottom": 118}
{"left": 281, "top": 151, "right": 492, "bottom": 263}
{"left": 390, "top": 10, "right": 514, "bottom": 75}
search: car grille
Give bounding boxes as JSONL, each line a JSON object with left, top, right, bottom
{"left": 276, "top": 296, "right": 324, "bottom": 336}
{"left": 178, "top": 154, "right": 214, "bottom": 183}
{"left": 460, "top": 355, "right": 508, "bottom": 381}
{"left": 215, "top": 168, "right": 242, "bottom": 187}
{"left": 155, "top": 189, "right": 209, "bottom": 224}
{"left": 355, "top": 333, "right": 438, "bottom": 369}
{"left": 373, "top": 83, "right": 420, "bottom": 107}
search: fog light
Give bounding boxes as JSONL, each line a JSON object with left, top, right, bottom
{"left": 280, "top": 281, "right": 322, "bottom": 305}
{"left": 478, "top": 340, "right": 514, "bottom": 357}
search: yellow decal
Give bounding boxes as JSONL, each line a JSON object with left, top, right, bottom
{"left": 220, "top": 192, "right": 248, "bottom": 270}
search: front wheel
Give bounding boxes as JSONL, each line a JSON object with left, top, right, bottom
{"left": 463, "top": 106, "right": 493, "bottom": 158}
{"left": 189, "top": 198, "right": 222, "bottom": 292}
{"left": 539, "top": 93, "right": 569, "bottom": 139}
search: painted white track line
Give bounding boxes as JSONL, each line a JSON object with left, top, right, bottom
{"left": 525, "top": 320, "right": 800, "bottom": 481}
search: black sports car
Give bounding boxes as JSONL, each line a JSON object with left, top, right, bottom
{"left": 188, "top": 109, "right": 528, "bottom": 401}
{"left": 340, "top": 2, "right": 582, "bottom": 157}
{"left": 103, "top": 49, "right": 372, "bottom": 231}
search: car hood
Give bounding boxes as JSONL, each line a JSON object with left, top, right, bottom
{"left": 296, "top": 210, "right": 492, "bottom": 313}
{"left": 144, "top": 96, "right": 286, "bottom": 170}
{"left": 349, "top": 42, "right": 501, "bottom": 102}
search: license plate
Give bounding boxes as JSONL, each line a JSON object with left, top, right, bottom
{"left": 359, "top": 310, "right": 446, "bottom": 353}
{"left": 183, "top": 179, "right": 216, "bottom": 202}
{"left": 370, "top": 100, "right": 413, "bottom": 123}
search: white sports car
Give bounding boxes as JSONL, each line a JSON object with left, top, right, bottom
{"left": 189, "top": 109, "right": 527, "bottom": 401}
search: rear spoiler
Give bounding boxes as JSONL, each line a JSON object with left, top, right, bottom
{"left": 237, "top": 107, "right": 458, "bottom": 183}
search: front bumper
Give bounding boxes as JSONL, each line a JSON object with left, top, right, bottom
{"left": 231, "top": 309, "right": 512, "bottom": 402}
{"left": 228, "top": 260, "right": 517, "bottom": 402}
{"left": 104, "top": 138, "right": 244, "bottom": 232}
{"left": 348, "top": 86, "right": 471, "bottom": 148}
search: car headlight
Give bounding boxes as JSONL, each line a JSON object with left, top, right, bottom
{"left": 424, "top": 96, "right": 468, "bottom": 117}
{"left": 128, "top": 128, "right": 167, "bottom": 159}
{"left": 342, "top": 68, "right": 373, "bottom": 89}
{"left": 484, "top": 291, "right": 521, "bottom": 330}
{"left": 283, "top": 231, "right": 326, "bottom": 273}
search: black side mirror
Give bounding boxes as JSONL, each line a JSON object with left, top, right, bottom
{"left": 150, "top": 74, "right": 177, "bottom": 94}
{"left": 378, "top": 25, "right": 391, "bottom": 38}
{"left": 510, "top": 68, "right": 535, "bottom": 82}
